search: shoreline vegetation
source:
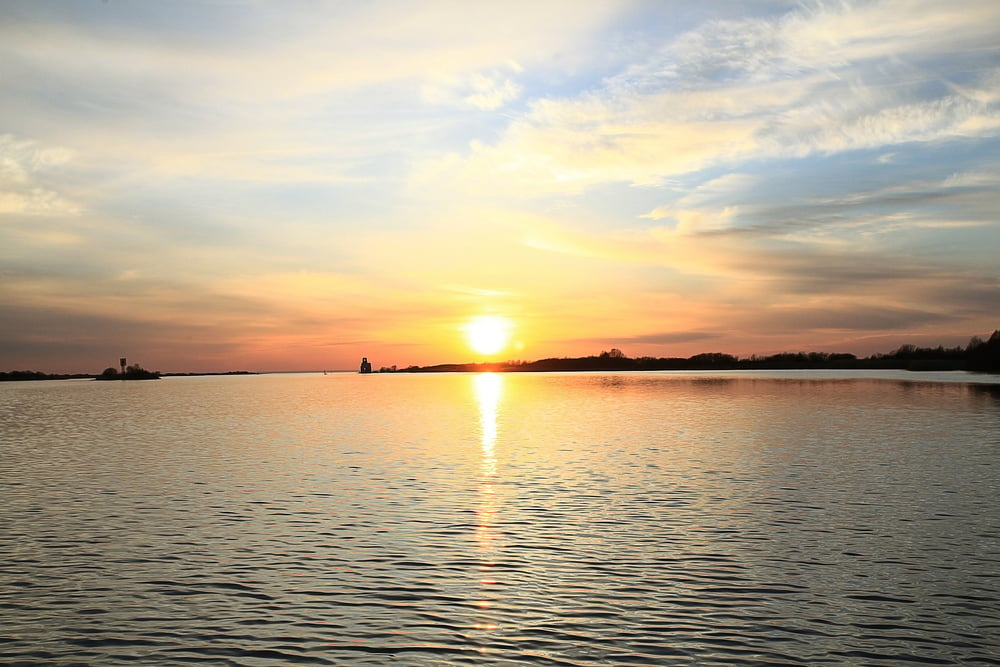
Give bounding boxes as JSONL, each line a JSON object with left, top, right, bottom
{"left": 94, "top": 364, "right": 161, "bottom": 381}
{"left": 394, "top": 329, "right": 1000, "bottom": 375}
{"left": 0, "top": 368, "right": 256, "bottom": 382}
{"left": 2, "top": 331, "right": 998, "bottom": 381}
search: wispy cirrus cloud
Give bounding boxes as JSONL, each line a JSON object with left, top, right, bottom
{"left": 0, "top": 135, "right": 79, "bottom": 216}
{"left": 423, "top": 63, "right": 525, "bottom": 111}
{"left": 434, "top": 0, "right": 1000, "bottom": 196}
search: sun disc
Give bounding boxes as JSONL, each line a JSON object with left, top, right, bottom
{"left": 465, "top": 316, "right": 511, "bottom": 356}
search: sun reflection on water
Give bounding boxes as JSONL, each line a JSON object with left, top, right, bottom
{"left": 472, "top": 372, "right": 503, "bottom": 639}
{"left": 473, "top": 372, "right": 501, "bottom": 550}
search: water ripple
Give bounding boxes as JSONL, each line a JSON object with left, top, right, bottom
{"left": 1, "top": 372, "right": 999, "bottom": 665}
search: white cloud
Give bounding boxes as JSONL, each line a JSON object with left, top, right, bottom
{"left": 430, "top": 1, "right": 1000, "bottom": 197}
{"left": 0, "top": 1, "right": 620, "bottom": 189}
{"left": 423, "top": 63, "right": 524, "bottom": 111}
{"left": 0, "top": 135, "right": 73, "bottom": 181}
{"left": 0, "top": 2, "right": 616, "bottom": 104}
{"left": 756, "top": 91, "right": 1000, "bottom": 157}
{"left": 941, "top": 171, "right": 1000, "bottom": 189}
{"left": 0, "top": 135, "right": 79, "bottom": 216}
{"left": 641, "top": 174, "right": 755, "bottom": 236}
{"left": 0, "top": 190, "right": 78, "bottom": 217}
{"left": 464, "top": 72, "right": 522, "bottom": 110}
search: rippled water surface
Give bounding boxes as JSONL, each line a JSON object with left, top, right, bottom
{"left": 2, "top": 371, "right": 999, "bottom": 665}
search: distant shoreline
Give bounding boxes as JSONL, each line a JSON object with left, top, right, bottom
{"left": 395, "top": 333, "right": 1000, "bottom": 375}
{"left": 398, "top": 356, "right": 988, "bottom": 374}
{"left": 2, "top": 331, "right": 997, "bottom": 380}
{"left": 161, "top": 371, "right": 258, "bottom": 378}
{"left": 0, "top": 370, "right": 258, "bottom": 382}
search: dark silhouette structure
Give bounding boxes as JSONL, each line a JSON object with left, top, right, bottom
{"left": 359, "top": 357, "right": 373, "bottom": 374}
{"left": 94, "top": 361, "right": 161, "bottom": 381}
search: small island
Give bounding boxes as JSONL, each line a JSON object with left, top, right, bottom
{"left": 94, "top": 362, "right": 161, "bottom": 381}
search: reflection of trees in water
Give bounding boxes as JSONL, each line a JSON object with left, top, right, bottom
{"left": 968, "top": 383, "right": 1000, "bottom": 401}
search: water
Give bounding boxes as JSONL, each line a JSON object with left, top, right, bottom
{"left": 2, "top": 370, "right": 999, "bottom": 666}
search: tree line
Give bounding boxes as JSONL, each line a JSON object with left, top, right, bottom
{"left": 94, "top": 363, "right": 161, "bottom": 380}
{"left": 402, "top": 329, "right": 1000, "bottom": 374}
{"left": 0, "top": 363, "right": 161, "bottom": 382}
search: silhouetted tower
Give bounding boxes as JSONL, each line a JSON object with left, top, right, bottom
{"left": 359, "top": 357, "right": 372, "bottom": 374}
{"left": 119, "top": 357, "right": 127, "bottom": 378}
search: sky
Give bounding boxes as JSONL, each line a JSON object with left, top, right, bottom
{"left": 2, "top": 0, "right": 998, "bottom": 373}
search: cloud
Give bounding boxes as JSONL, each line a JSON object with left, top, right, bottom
{"left": 622, "top": 331, "right": 721, "bottom": 345}
{"left": 423, "top": 64, "right": 524, "bottom": 111}
{"left": 0, "top": 2, "right": 618, "bottom": 190}
{"left": 464, "top": 72, "right": 522, "bottom": 110}
{"left": 744, "top": 303, "right": 951, "bottom": 333}
{"left": 0, "top": 1, "right": 616, "bottom": 104}
{"left": 0, "top": 135, "right": 79, "bottom": 216}
{"left": 431, "top": 1, "right": 1000, "bottom": 196}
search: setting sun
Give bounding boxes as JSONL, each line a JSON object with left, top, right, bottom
{"left": 464, "top": 316, "right": 512, "bottom": 356}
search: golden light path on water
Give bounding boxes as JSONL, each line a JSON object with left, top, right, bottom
{"left": 474, "top": 372, "right": 502, "bottom": 635}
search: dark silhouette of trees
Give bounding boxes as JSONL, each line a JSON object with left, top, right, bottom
{"left": 870, "top": 343, "right": 966, "bottom": 370}
{"left": 94, "top": 363, "right": 160, "bottom": 380}
{"left": 0, "top": 370, "right": 91, "bottom": 381}
{"left": 967, "top": 330, "right": 1000, "bottom": 372}
{"left": 687, "top": 352, "right": 739, "bottom": 368}
{"left": 400, "top": 329, "right": 999, "bottom": 373}
{"left": 124, "top": 364, "right": 160, "bottom": 380}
